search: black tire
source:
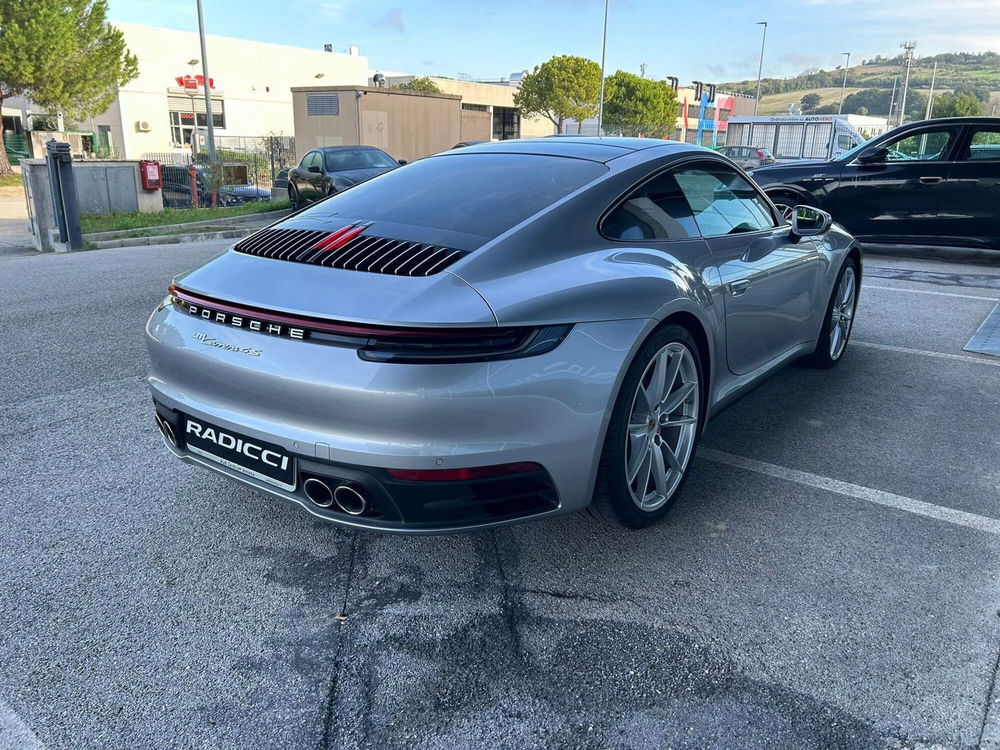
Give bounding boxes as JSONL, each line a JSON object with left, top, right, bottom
{"left": 805, "top": 258, "right": 859, "bottom": 369}
{"left": 589, "top": 325, "right": 705, "bottom": 528}
{"left": 288, "top": 183, "right": 301, "bottom": 210}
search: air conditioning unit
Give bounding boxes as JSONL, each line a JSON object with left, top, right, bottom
{"left": 136, "top": 120, "right": 152, "bottom": 132}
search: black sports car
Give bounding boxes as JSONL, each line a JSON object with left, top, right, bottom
{"left": 749, "top": 117, "right": 1000, "bottom": 250}
{"left": 287, "top": 146, "right": 405, "bottom": 209}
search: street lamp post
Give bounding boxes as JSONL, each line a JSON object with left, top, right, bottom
{"left": 596, "top": 0, "right": 609, "bottom": 135}
{"left": 754, "top": 21, "right": 768, "bottom": 116}
{"left": 196, "top": 0, "right": 216, "bottom": 160}
{"left": 837, "top": 52, "right": 851, "bottom": 115}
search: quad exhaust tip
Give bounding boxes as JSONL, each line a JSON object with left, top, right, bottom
{"left": 303, "top": 478, "right": 335, "bottom": 508}
{"left": 303, "top": 478, "right": 369, "bottom": 516}
{"left": 333, "top": 485, "right": 368, "bottom": 516}
{"left": 155, "top": 414, "right": 177, "bottom": 446}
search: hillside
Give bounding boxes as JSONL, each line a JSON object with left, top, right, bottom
{"left": 722, "top": 51, "right": 1000, "bottom": 96}
{"left": 756, "top": 87, "right": 865, "bottom": 115}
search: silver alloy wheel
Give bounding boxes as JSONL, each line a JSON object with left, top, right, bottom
{"left": 773, "top": 202, "right": 795, "bottom": 223}
{"left": 624, "top": 343, "right": 700, "bottom": 512}
{"left": 829, "top": 265, "right": 856, "bottom": 360}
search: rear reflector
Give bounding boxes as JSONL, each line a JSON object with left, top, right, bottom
{"left": 387, "top": 462, "right": 543, "bottom": 482}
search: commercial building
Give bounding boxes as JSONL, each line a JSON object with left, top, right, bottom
{"left": 2, "top": 23, "right": 370, "bottom": 161}
{"left": 292, "top": 86, "right": 462, "bottom": 163}
{"left": 384, "top": 76, "right": 554, "bottom": 141}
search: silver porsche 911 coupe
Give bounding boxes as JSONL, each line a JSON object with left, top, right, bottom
{"left": 146, "top": 137, "right": 861, "bottom": 533}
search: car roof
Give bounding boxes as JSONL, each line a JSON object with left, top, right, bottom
{"left": 315, "top": 145, "right": 385, "bottom": 153}
{"left": 432, "top": 136, "right": 710, "bottom": 164}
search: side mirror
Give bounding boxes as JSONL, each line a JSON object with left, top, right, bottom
{"left": 397, "top": 159, "right": 408, "bottom": 166}
{"left": 856, "top": 148, "right": 887, "bottom": 164}
{"left": 790, "top": 205, "right": 832, "bottom": 239}
{"left": 307, "top": 165, "right": 322, "bottom": 174}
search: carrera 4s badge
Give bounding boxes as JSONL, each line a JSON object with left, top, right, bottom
{"left": 192, "top": 331, "right": 262, "bottom": 357}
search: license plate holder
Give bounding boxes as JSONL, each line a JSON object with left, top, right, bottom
{"left": 181, "top": 414, "right": 296, "bottom": 491}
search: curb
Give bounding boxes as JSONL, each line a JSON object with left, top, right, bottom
{"left": 88, "top": 227, "right": 256, "bottom": 249}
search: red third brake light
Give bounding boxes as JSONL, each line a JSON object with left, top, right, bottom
{"left": 309, "top": 223, "right": 367, "bottom": 251}
{"left": 387, "top": 462, "right": 543, "bottom": 482}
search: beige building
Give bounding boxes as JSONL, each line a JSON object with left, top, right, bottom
{"left": 292, "top": 86, "right": 462, "bottom": 164}
{"left": 385, "top": 76, "right": 554, "bottom": 141}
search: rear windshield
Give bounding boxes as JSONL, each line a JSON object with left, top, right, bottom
{"left": 302, "top": 153, "right": 607, "bottom": 238}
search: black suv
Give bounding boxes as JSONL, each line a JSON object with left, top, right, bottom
{"left": 748, "top": 117, "right": 1000, "bottom": 250}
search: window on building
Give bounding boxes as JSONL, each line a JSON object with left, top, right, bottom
{"left": 167, "top": 95, "right": 225, "bottom": 147}
{"left": 462, "top": 103, "right": 489, "bottom": 112}
{"left": 492, "top": 106, "right": 520, "bottom": 140}
{"left": 307, "top": 94, "right": 341, "bottom": 116}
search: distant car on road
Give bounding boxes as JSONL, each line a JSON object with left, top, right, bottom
{"left": 716, "top": 145, "right": 775, "bottom": 169}
{"left": 287, "top": 146, "right": 404, "bottom": 209}
{"left": 749, "top": 117, "right": 1000, "bottom": 249}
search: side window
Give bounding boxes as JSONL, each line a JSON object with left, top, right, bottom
{"left": 602, "top": 171, "right": 699, "bottom": 240}
{"left": 837, "top": 134, "right": 855, "bottom": 150}
{"left": 883, "top": 129, "right": 954, "bottom": 161}
{"left": 673, "top": 162, "right": 777, "bottom": 237}
{"left": 301, "top": 151, "right": 317, "bottom": 169}
{"left": 964, "top": 127, "right": 1000, "bottom": 161}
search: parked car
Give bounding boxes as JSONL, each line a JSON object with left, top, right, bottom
{"left": 287, "top": 146, "right": 404, "bottom": 209}
{"left": 716, "top": 145, "right": 775, "bottom": 168}
{"left": 160, "top": 164, "right": 271, "bottom": 208}
{"left": 146, "top": 137, "right": 860, "bottom": 533}
{"left": 749, "top": 117, "right": 1000, "bottom": 249}
{"left": 452, "top": 141, "right": 487, "bottom": 149}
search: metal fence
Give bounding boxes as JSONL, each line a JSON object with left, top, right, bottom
{"left": 142, "top": 136, "right": 294, "bottom": 209}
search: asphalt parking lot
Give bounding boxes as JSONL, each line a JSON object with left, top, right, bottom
{"left": 1, "top": 239, "right": 999, "bottom": 750}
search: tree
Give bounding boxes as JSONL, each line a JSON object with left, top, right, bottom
{"left": 932, "top": 92, "right": 983, "bottom": 117}
{"left": 856, "top": 106, "right": 869, "bottom": 116}
{"left": 514, "top": 55, "right": 601, "bottom": 134}
{"left": 393, "top": 77, "right": 442, "bottom": 94}
{"left": 601, "top": 71, "right": 678, "bottom": 137}
{"left": 800, "top": 92, "right": 822, "bottom": 112}
{"left": 0, "top": 0, "right": 138, "bottom": 175}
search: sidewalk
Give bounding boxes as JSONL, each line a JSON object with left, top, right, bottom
{"left": 0, "top": 186, "right": 34, "bottom": 254}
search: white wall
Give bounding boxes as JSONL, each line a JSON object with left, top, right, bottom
{"left": 99, "top": 23, "right": 370, "bottom": 158}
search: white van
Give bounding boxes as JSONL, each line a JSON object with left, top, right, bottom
{"left": 725, "top": 114, "right": 890, "bottom": 162}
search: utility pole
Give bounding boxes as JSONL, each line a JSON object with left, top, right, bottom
{"left": 596, "top": 0, "right": 609, "bottom": 135}
{"left": 898, "top": 41, "right": 916, "bottom": 126}
{"left": 924, "top": 60, "right": 938, "bottom": 119}
{"left": 754, "top": 21, "right": 768, "bottom": 115}
{"left": 888, "top": 76, "right": 898, "bottom": 122}
{"left": 196, "top": 0, "right": 216, "bottom": 161}
{"left": 837, "top": 52, "right": 851, "bottom": 115}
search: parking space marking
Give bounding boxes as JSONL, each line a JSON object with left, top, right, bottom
{"left": 0, "top": 700, "right": 45, "bottom": 750}
{"left": 699, "top": 448, "right": 1000, "bottom": 536}
{"left": 852, "top": 341, "right": 1000, "bottom": 367}
{"left": 864, "top": 285, "right": 999, "bottom": 302}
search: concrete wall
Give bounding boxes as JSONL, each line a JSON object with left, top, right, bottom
{"left": 460, "top": 109, "right": 492, "bottom": 142}
{"left": 73, "top": 160, "right": 162, "bottom": 215}
{"left": 292, "top": 87, "right": 461, "bottom": 163}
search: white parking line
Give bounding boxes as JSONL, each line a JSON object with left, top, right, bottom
{"left": 0, "top": 700, "right": 45, "bottom": 750}
{"left": 864, "top": 285, "right": 999, "bottom": 302}
{"left": 852, "top": 340, "right": 1000, "bottom": 366}
{"left": 699, "top": 448, "right": 1000, "bottom": 536}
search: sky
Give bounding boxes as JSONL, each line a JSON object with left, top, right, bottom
{"left": 107, "top": 0, "right": 1000, "bottom": 84}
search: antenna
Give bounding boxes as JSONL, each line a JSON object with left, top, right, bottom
{"left": 639, "top": 62, "right": 647, "bottom": 78}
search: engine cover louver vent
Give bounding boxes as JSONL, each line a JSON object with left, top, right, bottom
{"left": 233, "top": 225, "right": 468, "bottom": 277}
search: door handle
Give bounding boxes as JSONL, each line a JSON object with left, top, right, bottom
{"left": 730, "top": 279, "right": 752, "bottom": 297}
{"left": 919, "top": 176, "right": 944, "bottom": 184}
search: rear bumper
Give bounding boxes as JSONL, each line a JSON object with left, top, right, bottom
{"left": 146, "top": 300, "right": 648, "bottom": 533}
